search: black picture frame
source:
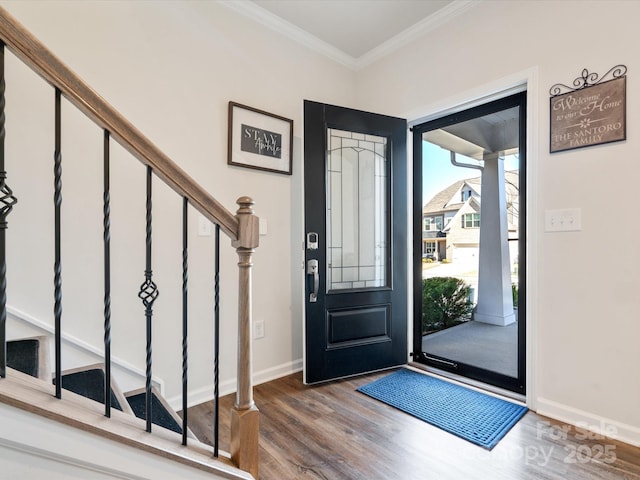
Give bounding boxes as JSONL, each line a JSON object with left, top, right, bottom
{"left": 228, "top": 102, "right": 293, "bottom": 175}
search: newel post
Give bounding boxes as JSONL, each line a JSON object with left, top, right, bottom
{"left": 230, "top": 196, "right": 259, "bottom": 479}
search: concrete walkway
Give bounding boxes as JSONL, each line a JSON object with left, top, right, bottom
{"left": 421, "top": 320, "right": 518, "bottom": 377}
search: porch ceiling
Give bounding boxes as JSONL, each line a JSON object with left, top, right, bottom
{"left": 423, "top": 107, "right": 520, "bottom": 160}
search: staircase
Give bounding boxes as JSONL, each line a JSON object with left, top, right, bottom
{"left": 6, "top": 337, "right": 193, "bottom": 436}
{"left": 0, "top": 6, "right": 259, "bottom": 479}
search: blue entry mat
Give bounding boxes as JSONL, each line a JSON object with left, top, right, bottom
{"left": 357, "top": 368, "right": 528, "bottom": 450}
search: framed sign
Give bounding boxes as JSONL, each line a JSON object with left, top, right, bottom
{"left": 228, "top": 102, "right": 293, "bottom": 175}
{"left": 549, "top": 65, "right": 627, "bottom": 153}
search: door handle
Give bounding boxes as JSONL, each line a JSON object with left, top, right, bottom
{"left": 307, "top": 259, "right": 319, "bottom": 302}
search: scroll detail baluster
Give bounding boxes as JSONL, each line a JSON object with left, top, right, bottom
{"left": 138, "top": 165, "right": 158, "bottom": 433}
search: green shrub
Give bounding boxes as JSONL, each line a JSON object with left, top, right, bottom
{"left": 512, "top": 283, "right": 519, "bottom": 306}
{"left": 422, "top": 276, "right": 472, "bottom": 333}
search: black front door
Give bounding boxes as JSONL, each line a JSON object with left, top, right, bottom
{"left": 304, "top": 100, "right": 407, "bottom": 384}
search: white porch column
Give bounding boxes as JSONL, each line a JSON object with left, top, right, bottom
{"left": 474, "top": 152, "right": 516, "bottom": 326}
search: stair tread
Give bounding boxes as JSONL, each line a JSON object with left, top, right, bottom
{"left": 56, "top": 363, "right": 134, "bottom": 415}
{"left": 7, "top": 339, "right": 39, "bottom": 378}
{"left": 126, "top": 389, "right": 182, "bottom": 434}
{"left": 57, "top": 367, "right": 124, "bottom": 412}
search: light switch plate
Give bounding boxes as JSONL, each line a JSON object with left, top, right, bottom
{"left": 545, "top": 208, "right": 581, "bottom": 232}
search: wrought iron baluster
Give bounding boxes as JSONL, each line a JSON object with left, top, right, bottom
{"left": 103, "top": 130, "right": 111, "bottom": 417}
{"left": 53, "top": 88, "right": 62, "bottom": 398}
{"left": 181, "top": 197, "right": 188, "bottom": 446}
{"left": 214, "top": 223, "right": 220, "bottom": 457}
{"left": 138, "top": 165, "right": 158, "bottom": 433}
{"left": 0, "top": 41, "right": 17, "bottom": 379}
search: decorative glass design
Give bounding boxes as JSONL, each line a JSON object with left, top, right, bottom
{"left": 327, "top": 129, "right": 388, "bottom": 291}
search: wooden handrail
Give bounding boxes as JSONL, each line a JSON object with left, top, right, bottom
{"left": 0, "top": 7, "right": 238, "bottom": 240}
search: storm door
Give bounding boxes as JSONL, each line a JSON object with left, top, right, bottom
{"left": 412, "top": 92, "right": 527, "bottom": 394}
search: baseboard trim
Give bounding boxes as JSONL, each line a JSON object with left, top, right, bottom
{"left": 168, "top": 358, "right": 303, "bottom": 411}
{"left": 536, "top": 397, "right": 640, "bottom": 447}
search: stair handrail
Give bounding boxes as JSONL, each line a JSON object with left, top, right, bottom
{"left": 0, "top": 6, "right": 238, "bottom": 240}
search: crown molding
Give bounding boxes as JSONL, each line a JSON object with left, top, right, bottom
{"left": 219, "top": 0, "right": 356, "bottom": 68}
{"left": 220, "top": 0, "right": 478, "bottom": 71}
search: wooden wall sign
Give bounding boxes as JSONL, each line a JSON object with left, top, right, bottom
{"left": 549, "top": 65, "right": 627, "bottom": 153}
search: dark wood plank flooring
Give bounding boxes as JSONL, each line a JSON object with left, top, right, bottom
{"left": 186, "top": 370, "right": 640, "bottom": 480}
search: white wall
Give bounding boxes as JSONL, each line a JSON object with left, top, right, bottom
{"left": 3, "top": 0, "right": 639, "bottom": 450}
{"left": 356, "top": 0, "right": 640, "bottom": 445}
{"left": 0, "top": 0, "right": 355, "bottom": 406}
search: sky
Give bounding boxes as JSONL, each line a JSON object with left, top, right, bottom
{"left": 422, "top": 141, "right": 519, "bottom": 204}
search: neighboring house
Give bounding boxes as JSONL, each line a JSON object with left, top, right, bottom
{"left": 423, "top": 170, "right": 519, "bottom": 266}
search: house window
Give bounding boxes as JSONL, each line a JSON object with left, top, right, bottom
{"left": 462, "top": 213, "right": 480, "bottom": 228}
{"left": 461, "top": 188, "right": 472, "bottom": 201}
{"left": 424, "top": 215, "right": 443, "bottom": 231}
{"left": 425, "top": 241, "right": 436, "bottom": 254}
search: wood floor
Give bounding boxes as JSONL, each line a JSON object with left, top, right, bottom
{"left": 186, "top": 369, "right": 640, "bottom": 480}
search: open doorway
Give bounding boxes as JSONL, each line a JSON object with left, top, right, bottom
{"left": 412, "top": 92, "right": 526, "bottom": 394}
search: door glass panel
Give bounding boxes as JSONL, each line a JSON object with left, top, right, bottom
{"left": 420, "top": 103, "right": 521, "bottom": 380}
{"left": 327, "top": 128, "right": 388, "bottom": 291}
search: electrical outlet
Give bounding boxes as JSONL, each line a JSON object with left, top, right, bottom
{"left": 198, "top": 215, "right": 212, "bottom": 236}
{"left": 254, "top": 320, "right": 265, "bottom": 339}
{"left": 545, "top": 208, "right": 582, "bottom": 232}
{"left": 259, "top": 218, "right": 268, "bottom": 236}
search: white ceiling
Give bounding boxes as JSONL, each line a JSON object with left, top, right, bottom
{"left": 251, "top": 0, "right": 453, "bottom": 58}
{"left": 221, "top": 0, "right": 475, "bottom": 69}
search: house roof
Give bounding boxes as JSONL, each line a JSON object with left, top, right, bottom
{"left": 423, "top": 170, "right": 518, "bottom": 215}
{"left": 423, "top": 176, "right": 480, "bottom": 215}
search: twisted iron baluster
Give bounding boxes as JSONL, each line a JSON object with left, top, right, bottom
{"left": 213, "top": 224, "right": 220, "bottom": 457}
{"left": 53, "top": 88, "right": 62, "bottom": 398}
{"left": 103, "top": 130, "right": 112, "bottom": 416}
{"left": 181, "top": 197, "right": 188, "bottom": 446}
{"left": 138, "top": 165, "right": 158, "bottom": 433}
{"left": 0, "top": 41, "right": 17, "bottom": 378}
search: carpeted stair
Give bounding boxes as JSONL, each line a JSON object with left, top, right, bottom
{"left": 7, "top": 339, "right": 39, "bottom": 377}
{"left": 6, "top": 336, "right": 51, "bottom": 381}
{"left": 54, "top": 364, "right": 133, "bottom": 414}
{"left": 125, "top": 387, "right": 195, "bottom": 438}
